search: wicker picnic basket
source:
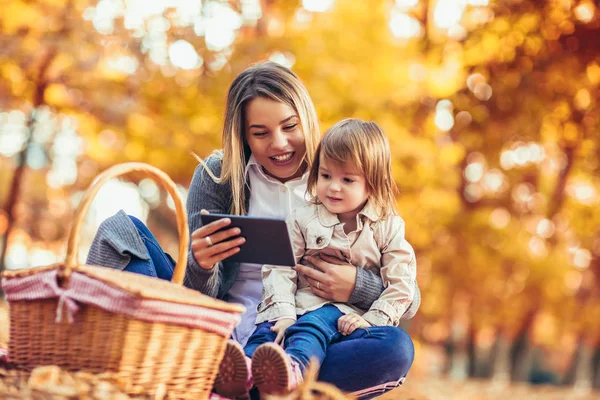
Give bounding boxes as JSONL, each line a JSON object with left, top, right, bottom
{"left": 0, "top": 162, "right": 245, "bottom": 399}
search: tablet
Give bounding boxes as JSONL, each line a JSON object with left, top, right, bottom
{"left": 200, "top": 213, "right": 296, "bottom": 266}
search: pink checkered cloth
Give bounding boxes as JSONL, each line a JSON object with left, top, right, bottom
{"left": 2, "top": 269, "right": 241, "bottom": 337}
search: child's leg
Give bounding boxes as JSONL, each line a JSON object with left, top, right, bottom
{"left": 251, "top": 306, "right": 343, "bottom": 395}
{"left": 283, "top": 305, "right": 343, "bottom": 371}
{"left": 244, "top": 322, "right": 277, "bottom": 357}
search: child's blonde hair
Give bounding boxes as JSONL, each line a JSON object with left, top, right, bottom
{"left": 307, "top": 118, "right": 398, "bottom": 219}
{"left": 198, "top": 61, "right": 320, "bottom": 215}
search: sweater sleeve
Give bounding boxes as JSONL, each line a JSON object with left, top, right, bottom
{"left": 349, "top": 267, "right": 386, "bottom": 309}
{"left": 183, "top": 153, "right": 232, "bottom": 298}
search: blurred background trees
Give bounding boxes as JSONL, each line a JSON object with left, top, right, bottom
{"left": 1, "top": 0, "right": 600, "bottom": 391}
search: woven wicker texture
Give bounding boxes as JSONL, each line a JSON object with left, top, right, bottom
{"left": 2, "top": 163, "right": 245, "bottom": 399}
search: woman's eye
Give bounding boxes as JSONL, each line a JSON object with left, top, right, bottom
{"left": 253, "top": 131, "right": 267, "bottom": 137}
{"left": 283, "top": 124, "right": 297, "bottom": 130}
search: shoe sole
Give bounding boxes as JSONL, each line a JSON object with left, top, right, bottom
{"left": 214, "top": 341, "right": 249, "bottom": 399}
{"left": 252, "top": 343, "right": 291, "bottom": 395}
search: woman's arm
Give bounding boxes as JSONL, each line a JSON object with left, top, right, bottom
{"left": 296, "top": 255, "right": 386, "bottom": 307}
{"left": 184, "top": 154, "right": 237, "bottom": 297}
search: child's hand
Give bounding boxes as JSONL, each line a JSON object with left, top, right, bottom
{"left": 338, "top": 314, "right": 370, "bottom": 335}
{"left": 271, "top": 318, "right": 295, "bottom": 344}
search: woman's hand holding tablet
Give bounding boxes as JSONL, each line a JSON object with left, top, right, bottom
{"left": 199, "top": 213, "right": 296, "bottom": 266}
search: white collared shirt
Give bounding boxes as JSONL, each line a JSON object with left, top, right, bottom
{"left": 228, "top": 155, "right": 310, "bottom": 346}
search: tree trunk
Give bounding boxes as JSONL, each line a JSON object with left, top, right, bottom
{"left": 593, "top": 344, "right": 600, "bottom": 389}
{"left": 0, "top": 118, "right": 34, "bottom": 294}
{"left": 0, "top": 48, "right": 56, "bottom": 297}
{"left": 490, "top": 332, "right": 512, "bottom": 385}
{"left": 565, "top": 338, "right": 594, "bottom": 394}
{"left": 510, "top": 309, "right": 538, "bottom": 382}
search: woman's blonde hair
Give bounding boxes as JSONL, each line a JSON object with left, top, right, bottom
{"left": 198, "top": 61, "right": 320, "bottom": 215}
{"left": 307, "top": 118, "right": 398, "bottom": 219}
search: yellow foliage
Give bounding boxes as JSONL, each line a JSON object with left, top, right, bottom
{"left": 127, "top": 114, "right": 155, "bottom": 138}
{"left": 1, "top": 0, "right": 46, "bottom": 34}
{"left": 438, "top": 143, "right": 466, "bottom": 167}
{"left": 44, "top": 84, "right": 71, "bottom": 107}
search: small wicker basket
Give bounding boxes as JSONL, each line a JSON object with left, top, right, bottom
{"left": 1, "top": 163, "right": 245, "bottom": 399}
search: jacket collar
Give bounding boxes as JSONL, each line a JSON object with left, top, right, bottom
{"left": 316, "top": 201, "right": 380, "bottom": 228}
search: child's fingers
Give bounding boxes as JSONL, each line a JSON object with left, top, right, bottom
{"left": 347, "top": 321, "right": 359, "bottom": 334}
{"left": 275, "top": 330, "right": 285, "bottom": 345}
{"left": 338, "top": 317, "right": 350, "bottom": 335}
{"left": 337, "top": 316, "right": 346, "bottom": 332}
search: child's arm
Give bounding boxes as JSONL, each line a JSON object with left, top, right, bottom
{"left": 361, "top": 216, "right": 417, "bottom": 327}
{"left": 255, "top": 217, "right": 306, "bottom": 324}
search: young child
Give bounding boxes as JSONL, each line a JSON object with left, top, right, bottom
{"left": 233, "top": 118, "right": 417, "bottom": 396}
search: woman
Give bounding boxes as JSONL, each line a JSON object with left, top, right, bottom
{"left": 87, "top": 61, "right": 418, "bottom": 399}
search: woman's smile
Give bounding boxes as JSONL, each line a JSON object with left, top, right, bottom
{"left": 269, "top": 151, "right": 295, "bottom": 165}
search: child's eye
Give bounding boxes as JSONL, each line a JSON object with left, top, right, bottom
{"left": 320, "top": 173, "right": 330, "bottom": 179}
{"left": 343, "top": 178, "right": 354, "bottom": 183}
{"left": 283, "top": 124, "right": 298, "bottom": 130}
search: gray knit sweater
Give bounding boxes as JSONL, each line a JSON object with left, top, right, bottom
{"left": 86, "top": 153, "right": 420, "bottom": 317}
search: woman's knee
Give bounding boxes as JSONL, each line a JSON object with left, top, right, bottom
{"left": 371, "top": 326, "right": 415, "bottom": 374}
{"left": 388, "top": 327, "right": 415, "bottom": 373}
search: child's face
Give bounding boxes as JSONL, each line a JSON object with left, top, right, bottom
{"left": 316, "top": 156, "right": 369, "bottom": 224}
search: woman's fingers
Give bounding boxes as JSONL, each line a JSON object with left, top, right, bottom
{"left": 194, "top": 237, "right": 245, "bottom": 264}
{"left": 304, "top": 256, "right": 335, "bottom": 273}
{"left": 191, "top": 231, "right": 244, "bottom": 253}
{"left": 201, "top": 246, "right": 242, "bottom": 269}
{"left": 295, "top": 264, "right": 327, "bottom": 283}
{"left": 191, "top": 216, "right": 233, "bottom": 241}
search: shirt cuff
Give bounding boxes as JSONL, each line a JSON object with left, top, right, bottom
{"left": 361, "top": 310, "right": 393, "bottom": 327}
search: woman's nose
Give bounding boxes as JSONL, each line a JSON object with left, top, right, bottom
{"left": 271, "top": 130, "right": 288, "bottom": 149}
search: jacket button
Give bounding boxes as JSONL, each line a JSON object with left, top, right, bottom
{"left": 316, "top": 237, "right": 323, "bottom": 245}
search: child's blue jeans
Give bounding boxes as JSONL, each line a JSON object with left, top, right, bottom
{"left": 121, "top": 216, "right": 414, "bottom": 399}
{"left": 245, "top": 305, "right": 349, "bottom": 371}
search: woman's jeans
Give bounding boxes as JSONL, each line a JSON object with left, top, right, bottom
{"left": 120, "top": 216, "right": 415, "bottom": 399}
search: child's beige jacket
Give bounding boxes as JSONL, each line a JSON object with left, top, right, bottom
{"left": 256, "top": 202, "right": 417, "bottom": 327}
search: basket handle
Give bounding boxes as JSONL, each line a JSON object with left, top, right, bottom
{"left": 65, "top": 162, "right": 189, "bottom": 285}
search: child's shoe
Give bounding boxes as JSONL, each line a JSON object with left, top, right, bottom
{"left": 214, "top": 340, "right": 252, "bottom": 399}
{"left": 251, "top": 342, "right": 303, "bottom": 395}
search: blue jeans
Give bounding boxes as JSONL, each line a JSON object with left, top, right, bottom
{"left": 122, "top": 217, "right": 414, "bottom": 399}
{"left": 245, "top": 305, "right": 347, "bottom": 371}
{"left": 123, "top": 216, "right": 175, "bottom": 281}
{"left": 245, "top": 305, "right": 414, "bottom": 398}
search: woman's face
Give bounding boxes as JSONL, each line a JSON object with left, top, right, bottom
{"left": 244, "top": 97, "right": 307, "bottom": 183}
